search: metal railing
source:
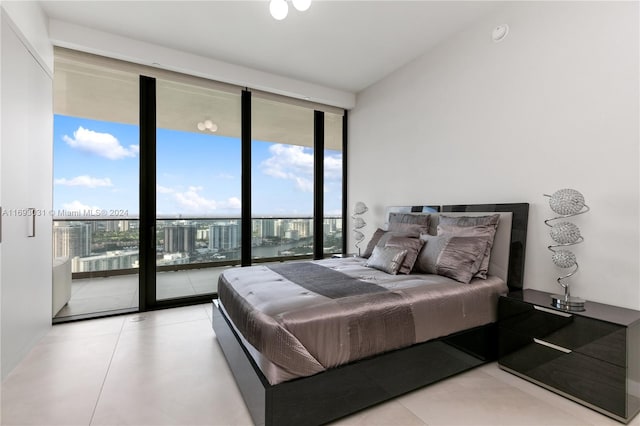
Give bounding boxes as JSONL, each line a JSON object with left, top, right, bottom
{"left": 52, "top": 216, "right": 343, "bottom": 279}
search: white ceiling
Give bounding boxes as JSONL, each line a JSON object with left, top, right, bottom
{"left": 39, "top": 0, "right": 500, "bottom": 94}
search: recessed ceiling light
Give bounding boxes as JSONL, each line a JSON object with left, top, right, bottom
{"left": 492, "top": 25, "right": 509, "bottom": 43}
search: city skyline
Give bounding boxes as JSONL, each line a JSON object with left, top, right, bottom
{"left": 54, "top": 217, "right": 343, "bottom": 273}
{"left": 53, "top": 115, "right": 343, "bottom": 218}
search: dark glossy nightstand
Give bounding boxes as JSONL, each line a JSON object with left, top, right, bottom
{"left": 498, "top": 289, "right": 640, "bottom": 424}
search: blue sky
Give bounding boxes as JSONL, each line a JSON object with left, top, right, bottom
{"left": 53, "top": 115, "right": 342, "bottom": 217}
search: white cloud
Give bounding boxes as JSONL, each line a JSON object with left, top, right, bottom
{"left": 62, "top": 200, "right": 101, "bottom": 212}
{"left": 63, "top": 126, "right": 139, "bottom": 160}
{"left": 55, "top": 175, "right": 113, "bottom": 188}
{"left": 260, "top": 145, "right": 342, "bottom": 192}
{"left": 174, "top": 186, "right": 218, "bottom": 212}
{"left": 220, "top": 197, "right": 241, "bottom": 209}
{"left": 324, "top": 153, "right": 343, "bottom": 181}
{"left": 157, "top": 185, "right": 240, "bottom": 213}
{"left": 261, "top": 144, "right": 313, "bottom": 192}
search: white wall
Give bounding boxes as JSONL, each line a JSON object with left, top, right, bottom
{"left": 349, "top": 2, "right": 639, "bottom": 309}
{"left": 0, "top": 2, "right": 54, "bottom": 379}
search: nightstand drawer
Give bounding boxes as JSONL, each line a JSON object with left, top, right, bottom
{"left": 499, "top": 290, "right": 640, "bottom": 423}
{"left": 498, "top": 297, "right": 625, "bottom": 366}
{"left": 500, "top": 335, "right": 626, "bottom": 418}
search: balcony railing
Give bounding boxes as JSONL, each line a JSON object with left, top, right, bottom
{"left": 53, "top": 216, "right": 343, "bottom": 279}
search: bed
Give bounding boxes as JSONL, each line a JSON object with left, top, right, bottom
{"left": 212, "top": 203, "right": 529, "bottom": 425}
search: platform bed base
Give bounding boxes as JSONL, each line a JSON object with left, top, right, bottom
{"left": 213, "top": 300, "right": 498, "bottom": 426}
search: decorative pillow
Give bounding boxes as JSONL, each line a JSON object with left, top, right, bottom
{"left": 365, "top": 246, "right": 408, "bottom": 275}
{"left": 438, "top": 214, "right": 500, "bottom": 228}
{"left": 413, "top": 235, "right": 451, "bottom": 274}
{"left": 362, "top": 228, "right": 386, "bottom": 258}
{"left": 362, "top": 227, "right": 423, "bottom": 258}
{"left": 437, "top": 215, "right": 500, "bottom": 279}
{"left": 414, "top": 235, "right": 488, "bottom": 283}
{"left": 388, "top": 212, "right": 430, "bottom": 228}
{"left": 387, "top": 222, "right": 428, "bottom": 235}
{"left": 384, "top": 236, "right": 425, "bottom": 274}
{"left": 436, "top": 237, "right": 489, "bottom": 283}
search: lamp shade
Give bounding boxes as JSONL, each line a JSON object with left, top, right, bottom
{"left": 352, "top": 230, "right": 365, "bottom": 243}
{"left": 549, "top": 189, "right": 586, "bottom": 216}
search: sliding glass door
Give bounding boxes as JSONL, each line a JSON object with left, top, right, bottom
{"left": 250, "top": 96, "right": 315, "bottom": 262}
{"left": 52, "top": 52, "right": 140, "bottom": 320}
{"left": 154, "top": 78, "right": 242, "bottom": 300}
{"left": 53, "top": 48, "right": 346, "bottom": 319}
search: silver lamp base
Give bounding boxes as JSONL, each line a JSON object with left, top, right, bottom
{"left": 550, "top": 294, "right": 585, "bottom": 312}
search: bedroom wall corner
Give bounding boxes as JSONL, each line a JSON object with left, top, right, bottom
{"left": 348, "top": 1, "right": 640, "bottom": 309}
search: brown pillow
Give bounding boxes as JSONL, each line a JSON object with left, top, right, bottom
{"left": 384, "top": 236, "right": 425, "bottom": 274}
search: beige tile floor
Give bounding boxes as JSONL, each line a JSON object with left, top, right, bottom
{"left": 3, "top": 303, "right": 639, "bottom": 426}
{"left": 55, "top": 268, "right": 229, "bottom": 319}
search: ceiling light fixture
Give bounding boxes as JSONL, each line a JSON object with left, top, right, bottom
{"left": 292, "top": 0, "right": 311, "bottom": 12}
{"left": 270, "top": 0, "right": 311, "bottom": 20}
{"left": 270, "top": 0, "right": 288, "bottom": 20}
{"left": 197, "top": 120, "right": 218, "bottom": 133}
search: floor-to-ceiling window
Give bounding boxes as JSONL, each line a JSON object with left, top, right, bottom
{"left": 53, "top": 49, "right": 346, "bottom": 321}
{"left": 53, "top": 49, "right": 140, "bottom": 320}
{"left": 324, "top": 111, "right": 344, "bottom": 255}
{"left": 251, "top": 95, "right": 315, "bottom": 262}
{"left": 155, "top": 78, "right": 241, "bottom": 300}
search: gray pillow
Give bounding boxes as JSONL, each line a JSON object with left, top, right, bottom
{"left": 436, "top": 237, "right": 489, "bottom": 283}
{"left": 438, "top": 214, "right": 500, "bottom": 228}
{"left": 384, "top": 235, "right": 425, "bottom": 274}
{"left": 365, "top": 246, "right": 408, "bottom": 275}
{"left": 362, "top": 228, "right": 386, "bottom": 258}
{"left": 387, "top": 222, "right": 428, "bottom": 235}
{"left": 414, "top": 235, "right": 487, "bottom": 283}
{"left": 414, "top": 235, "right": 451, "bottom": 274}
{"left": 389, "top": 212, "right": 430, "bottom": 227}
{"left": 362, "top": 227, "right": 422, "bottom": 258}
{"left": 437, "top": 215, "right": 500, "bottom": 279}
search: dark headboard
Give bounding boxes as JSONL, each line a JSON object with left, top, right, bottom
{"left": 387, "top": 203, "right": 529, "bottom": 291}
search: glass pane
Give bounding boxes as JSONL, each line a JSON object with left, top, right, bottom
{"left": 251, "top": 97, "right": 314, "bottom": 261}
{"left": 324, "top": 112, "right": 343, "bottom": 255}
{"left": 52, "top": 57, "right": 139, "bottom": 319}
{"left": 155, "top": 79, "right": 241, "bottom": 300}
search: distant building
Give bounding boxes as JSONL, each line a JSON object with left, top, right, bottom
{"left": 209, "top": 222, "right": 240, "bottom": 250}
{"left": 53, "top": 222, "right": 91, "bottom": 259}
{"left": 71, "top": 250, "right": 138, "bottom": 272}
{"left": 164, "top": 223, "right": 196, "bottom": 253}
{"left": 289, "top": 219, "right": 311, "bottom": 238}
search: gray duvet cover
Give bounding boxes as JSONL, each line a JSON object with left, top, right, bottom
{"left": 217, "top": 256, "right": 507, "bottom": 385}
